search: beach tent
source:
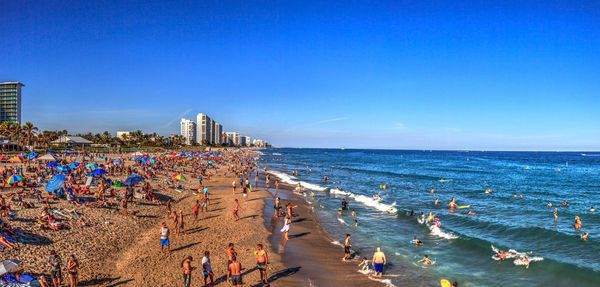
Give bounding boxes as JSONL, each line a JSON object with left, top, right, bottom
{"left": 8, "top": 156, "right": 23, "bottom": 163}
{"left": 46, "top": 174, "right": 66, "bottom": 192}
{"left": 123, "top": 175, "right": 143, "bottom": 186}
{"left": 0, "top": 259, "right": 21, "bottom": 276}
{"left": 38, "top": 154, "right": 59, "bottom": 161}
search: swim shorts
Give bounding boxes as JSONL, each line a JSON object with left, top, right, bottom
{"left": 231, "top": 274, "right": 242, "bottom": 285}
{"left": 161, "top": 238, "right": 170, "bottom": 247}
{"left": 374, "top": 263, "right": 384, "bottom": 273}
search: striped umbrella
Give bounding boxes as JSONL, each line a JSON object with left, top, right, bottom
{"left": 5, "top": 175, "right": 24, "bottom": 184}
{"left": 55, "top": 165, "right": 71, "bottom": 173}
{"left": 172, "top": 174, "right": 186, "bottom": 181}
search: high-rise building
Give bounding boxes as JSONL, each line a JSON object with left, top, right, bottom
{"left": 225, "top": 132, "right": 240, "bottom": 146}
{"left": 196, "top": 113, "right": 211, "bottom": 145}
{"left": 0, "top": 82, "right": 24, "bottom": 123}
{"left": 215, "top": 123, "right": 223, "bottom": 145}
{"left": 244, "top": 136, "right": 251, "bottom": 147}
{"left": 180, "top": 118, "right": 196, "bottom": 145}
{"left": 208, "top": 118, "right": 215, "bottom": 145}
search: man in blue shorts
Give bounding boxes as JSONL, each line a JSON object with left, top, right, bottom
{"left": 160, "top": 222, "right": 170, "bottom": 253}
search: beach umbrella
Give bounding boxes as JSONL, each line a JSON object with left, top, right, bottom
{"left": 46, "top": 162, "right": 58, "bottom": 168}
{"left": 91, "top": 169, "right": 108, "bottom": 176}
{"left": 85, "top": 162, "right": 98, "bottom": 170}
{"left": 123, "top": 175, "right": 143, "bottom": 186}
{"left": 46, "top": 174, "right": 66, "bottom": 192}
{"left": 39, "top": 154, "right": 58, "bottom": 161}
{"left": 0, "top": 259, "right": 21, "bottom": 276}
{"left": 28, "top": 152, "right": 38, "bottom": 159}
{"left": 5, "top": 175, "right": 24, "bottom": 184}
{"left": 0, "top": 155, "right": 4, "bottom": 161}
{"left": 69, "top": 162, "right": 81, "bottom": 169}
{"left": 172, "top": 174, "right": 186, "bottom": 181}
{"left": 8, "top": 156, "right": 23, "bottom": 163}
{"left": 56, "top": 165, "right": 70, "bottom": 173}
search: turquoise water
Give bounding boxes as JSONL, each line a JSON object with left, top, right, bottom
{"left": 258, "top": 149, "right": 600, "bottom": 287}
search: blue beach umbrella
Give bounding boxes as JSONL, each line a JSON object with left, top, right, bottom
{"left": 46, "top": 162, "right": 58, "bottom": 168}
{"left": 55, "top": 165, "right": 70, "bottom": 173}
{"left": 91, "top": 169, "right": 108, "bottom": 176}
{"left": 28, "top": 152, "right": 38, "bottom": 159}
{"left": 85, "top": 162, "right": 98, "bottom": 170}
{"left": 46, "top": 174, "right": 66, "bottom": 192}
{"left": 69, "top": 162, "right": 80, "bottom": 169}
{"left": 123, "top": 175, "right": 143, "bottom": 186}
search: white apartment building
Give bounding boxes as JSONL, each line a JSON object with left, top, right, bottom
{"left": 196, "top": 113, "right": 211, "bottom": 145}
{"left": 180, "top": 118, "right": 196, "bottom": 145}
{"left": 116, "top": 131, "right": 130, "bottom": 140}
{"left": 244, "top": 136, "right": 251, "bottom": 146}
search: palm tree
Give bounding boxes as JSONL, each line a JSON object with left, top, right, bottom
{"left": 21, "top": 122, "right": 38, "bottom": 150}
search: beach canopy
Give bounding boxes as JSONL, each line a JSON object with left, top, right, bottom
{"left": 172, "top": 174, "right": 186, "bottom": 181}
{"left": 39, "top": 154, "right": 58, "bottom": 161}
{"left": 5, "top": 175, "right": 23, "bottom": 184}
{"left": 46, "top": 162, "right": 58, "bottom": 168}
{"left": 55, "top": 165, "right": 70, "bottom": 173}
{"left": 123, "top": 175, "right": 143, "bottom": 186}
{"left": 46, "top": 174, "right": 66, "bottom": 192}
{"left": 8, "top": 156, "right": 23, "bottom": 163}
{"left": 91, "top": 169, "right": 108, "bottom": 176}
{"left": 85, "top": 162, "right": 98, "bottom": 170}
{"left": 69, "top": 162, "right": 81, "bottom": 169}
{"left": 0, "top": 259, "right": 21, "bottom": 276}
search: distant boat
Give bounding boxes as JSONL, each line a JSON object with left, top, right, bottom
{"left": 341, "top": 147, "right": 345, "bottom": 150}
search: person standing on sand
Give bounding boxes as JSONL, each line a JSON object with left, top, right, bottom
{"left": 256, "top": 244, "right": 269, "bottom": 285}
{"left": 372, "top": 247, "right": 386, "bottom": 276}
{"left": 228, "top": 255, "right": 242, "bottom": 287}
{"left": 67, "top": 255, "right": 79, "bottom": 287}
{"left": 233, "top": 199, "right": 241, "bottom": 221}
{"left": 182, "top": 256, "right": 195, "bottom": 287}
{"left": 281, "top": 214, "right": 291, "bottom": 240}
{"left": 121, "top": 196, "right": 127, "bottom": 216}
{"left": 343, "top": 234, "right": 352, "bottom": 261}
{"left": 232, "top": 180, "right": 236, "bottom": 194}
{"left": 160, "top": 222, "right": 170, "bottom": 253}
{"left": 179, "top": 210, "right": 186, "bottom": 235}
{"left": 201, "top": 193, "right": 209, "bottom": 214}
{"left": 275, "top": 179, "right": 279, "bottom": 196}
{"left": 173, "top": 211, "right": 180, "bottom": 236}
{"left": 193, "top": 200, "right": 200, "bottom": 222}
{"left": 47, "top": 250, "right": 62, "bottom": 287}
{"left": 202, "top": 251, "right": 215, "bottom": 287}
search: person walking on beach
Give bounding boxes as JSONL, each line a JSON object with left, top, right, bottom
{"left": 67, "top": 255, "right": 79, "bottom": 287}
{"left": 179, "top": 210, "right": 186, "bottom": 236}
{"left": 193, "top": 200, "right": 200, "bottom": 222}
{"left": 160, "top": 222, "right": 170, "bottom": 254}
{"left": 228, "top": 255, "right": 242, "bottom": 287}
{"left": 232, "top": 180, "right": 237, "bottom": 194}
{"left": 343, "top": 234, "right": 352, "bottom": 261}
{"left": 182, "top": 256, "right": 195, "bottom": 287}
{"left": 372, "top": 247, "right": 386, "bottom": 276}
{"left": 47, "top": 250, "right": 62, "bottom": 287}
{"left": 121, "top": 196, "right": 127, "bottom": 216}
{"left": 233, "top": 199, "right": 241, "bottom": 221}
{"left": 202, "top": 251, "right": 215, "bottom": 286}
{"left": 256, "top": 244, "right": 269, "bottom": 285}
{"left": 275, "top": 179, "right": 279, "bottom": 196}
{"left": 227, "top": 243, "right": 237, "bottom": 268}
{"left": 201, "top": 193, "right": 209, "bottom": 214}
{"left": 281, "top": 214, "right": 291, "bottom": 240}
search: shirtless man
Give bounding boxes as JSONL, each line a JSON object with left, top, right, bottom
{"left": 581, "top": 232, "right": 589, "bottom": 240}
{"left": 343, "top": 234, "right": 352, "bottom": 261}
{"left": 227, "top": 243, "right": 237, "bottom": 269}
{"left": 193, "top": 200, "right": 200, "bottom": 222}
{"left": 418, "top": 255, "right": 433, "bottom": 265}
{"left": 274, "top": 180, "right": 279, "bottom": 196}
{"left": 372, "top": 247, "right": 387, "bottom": 276}
{"left": 554, "top": 208, "right": 558, "bottom": 222}
{"left": 227, "top": 256, "right": 242, "bottom": 287}
{"left": 178, "top": 210, "right": 186, "bottom": 236}
{"left": 256, "top": 244, "right": 269, "bottom": 285}
{"left": 233, "top": 199, "right": 241, "bottom": 221}
{"left": 182, "top": 256, "right": 195, "bottom": 287}
{"left": 201, "top": 193, "right": 209, "bottom": 214}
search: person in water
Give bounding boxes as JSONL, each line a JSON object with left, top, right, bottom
{"left": 547, "top": 202, "right": 552, "bottom": 207}
{"left": 354, "top": 219, "right": 359, "bottom": 227}
{"left": 427, "top": 212, "right": 434, "bottom": 223}
{"left": 351, "top": 209, "right": 356, "bottom": 218}
{"left": 358, "top": 257, "right": 371, "bottom": 271}
{"left": 562, "top": 200, "right": 568, "bottom": 207}
{"left": 590, "top": 207, "right": 595, "bottom": 213}
{"left": 418, "top": 255, "right": 433, "bottom": 264}
{"left": 434, "top": 198, "right": 439, "bottom": 206}
{"left": 554, "top": 208, "right": 558, "bottom": 222}
{"left": 574, "top": 215, "right": 582, "bottom": 230}
{"left": 496, "top": 250, "right": 510, "bottom": 260}
{"left": 581, "top": 232, "right": 589, "bottom": 240}
{"left": 341, "top": 199, "right": 349, "bottom": 210}
{"left": 521, "top": 256, "right": 530, "bottom": 268}
{"left": 467, "top": 210, "right": 475, "bottom": 216}
{"left": 449, "top": 197, "right": 457, "bottom": 209}
{"left": 411, "top": 236, "right": 423, "bottom": 246}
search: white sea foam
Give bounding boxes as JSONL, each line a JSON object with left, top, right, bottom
{"left": 331, "top": 240, "right": 344, "bottom": 247}
{"left": 428, "top": 225, "right": 458, "bottom": 239}
{"left": 338, "top": 218, "right": 346, "bottom": 224}
{"left": 354, "top": 195, "right": 398, "bottom": 213}
{"left": 513, "top": 256, "right": 544, "bottom": 266}
{"left": 269, "top": 170, "right": 326, "bottom": 191}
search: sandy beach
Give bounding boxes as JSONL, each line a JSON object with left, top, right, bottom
{"left": 1, "top": 150, "right": 383, "bottom": 286}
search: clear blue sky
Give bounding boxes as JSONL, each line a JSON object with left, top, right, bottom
{"left": 1, "top": 0, "right": 599, "bottom": 150}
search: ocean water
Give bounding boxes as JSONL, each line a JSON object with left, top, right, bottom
{"left": 258, "top": 149, "right": 600, "bottom": 287}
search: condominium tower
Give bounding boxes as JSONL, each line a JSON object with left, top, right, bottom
{"left": 180, "top": 118, "right": 196, "bottom": 145}
{"left": 0, "top": 82, "right": 24, "bottom": 123}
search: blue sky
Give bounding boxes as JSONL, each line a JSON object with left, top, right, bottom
{"left": 1, "top": 0, "right": 599, "bottom": 150}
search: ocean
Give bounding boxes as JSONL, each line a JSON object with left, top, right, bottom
{"left": 257, "top": 148, "right": 600, "bottom": 287}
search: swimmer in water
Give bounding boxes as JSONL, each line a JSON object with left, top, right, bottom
{"left": 562, "top": 200, "right": 568, "bottom": 207}
{"left": 354, "top": 220, "right": 359, "bottom": 227}
{"left": 411, "top": 236, "right": 423, "bottom": 246}
{"left": 435, "top": 198, "right": 439, "bottom": 206}
{"left": 581, "top": 232, "right": 589, "bottom": 240}
{"left": 338, "top": 208, "right": 342, "bottom": 216}
{"left": 427, "top": 212, "right": 434, "bottom": 223}
{"left": 590, "top": 207, "right": 595, "bottom": 213}
{"left": 449, "top": 197, "right": 457, "bottom": 209}
{"left": 351, "top": 209, "right": 356, "bottom": 218}
{"left": 408, "top": 210, "right": 415, "bottom": 216}
{"left": 468, "top": 210, "right": 475, "bottom": 216}
{"left": 514, "top": 194, "right": 517, "bottom": 198}
{"left": 554, "top": 208, "right": 558, "bottom": 222}
{"left": 574, "top": 215, "right": 582, "bottom": 230}
{"left": 521, "top": 256, "right": 530, "bottom": 268}
{"left": 547, "top": 202, "right": 552, "bottom": 208}
{"left": 520, "top": 194, "right": 523, "bottom": 198}
{"left": 496, "top": 251, "right": 510, "bottom": 260}
{"left": 418, "top": 255, "right": 433, "bottom": 264}
{"left": 485, "top": 189, "right": 492, "bottom": 194}
{"left": 430, "top": 188, "right": 434, "bottom": 196}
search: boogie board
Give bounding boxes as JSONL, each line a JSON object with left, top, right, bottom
{"left": 440, "top": 279, "right": 451, "bottom": 287}
{"left": 457, "top": 205, "right": 470, "bottom": 209}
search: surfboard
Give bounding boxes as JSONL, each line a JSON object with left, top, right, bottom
{"left": 457, "top": 205, "right": 470, "bottom": 209}
{"left": 440, "top": 279, "right": 451, "bottom": 287}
